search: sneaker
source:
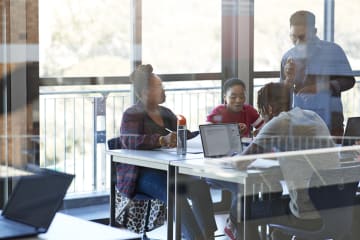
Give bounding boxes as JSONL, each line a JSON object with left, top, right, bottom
{"left": 224, "top": 218, "right": 238, "bottom": 240}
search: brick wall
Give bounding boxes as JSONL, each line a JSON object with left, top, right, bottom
{"left": 0, "top": 0, "right": 39, "bottom": 167}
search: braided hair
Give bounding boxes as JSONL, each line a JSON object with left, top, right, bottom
{"left": 129, "top": 64, "right": 154, "bottom": 101}
{"left": 257, "top": 82, "right": 291, "bottom": 116}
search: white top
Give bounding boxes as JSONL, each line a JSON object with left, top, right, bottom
{"left": 252, "top": 107, "right": 339, "bottom": 219}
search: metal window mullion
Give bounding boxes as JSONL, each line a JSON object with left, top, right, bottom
{"left": 72, "top": 98, "right": 76, "bottom": 181}
{"left": 112, "top": 96, "right": 116, "bottom": 137}
{"left": 324, "top": 0, "right": 335, "bottom": 42}
{"left": 82, "top": 97, "right": 85, "bottom": 191}
{"left": 92, "top": 97, "right": 97, "bottom": 191}
{"left": 63, "top": 98, "right": 66, "bottom": 172}
{"left": 54, "top": 99, "right": 57, "bottom": 169}
{"left": 131, "top": 0, "right": 142, "bottom": 70}
{"left": 43, "top": 98, "right": 47, "bottom": 167}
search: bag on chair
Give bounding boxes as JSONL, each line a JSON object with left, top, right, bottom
{"left": 115, "top": 188, "right": 166, "bottom": 233}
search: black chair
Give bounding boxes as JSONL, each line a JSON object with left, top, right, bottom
{"left": 107, "top": 137, "right": 161, "bottom": 240}
{"left": 266, "top": 165, "right": 360, "bottom": 240}
{"left": 107, "top": 137, "right": 122, "bottom": 150}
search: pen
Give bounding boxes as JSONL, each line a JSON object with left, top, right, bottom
{"left": 165, "top": 128, "right": 173, "bottom": 133}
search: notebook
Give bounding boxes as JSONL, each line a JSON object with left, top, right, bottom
{"left": 0, "top": 165, "right": 74, "bottom": 239}
{"left": 199, "top": 123, "right": 243, "bottom": 158}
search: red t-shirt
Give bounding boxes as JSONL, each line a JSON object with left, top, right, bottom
{"left": 206, "top": 104, "right": 264, "bottom": 137}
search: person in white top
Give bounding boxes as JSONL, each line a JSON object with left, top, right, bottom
{"left": 242, "top": 82, "right": 339, "bottom": 240}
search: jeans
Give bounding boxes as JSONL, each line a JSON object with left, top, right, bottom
{"left": 136, "top": 167, "right": 217, "bottom": 240}
{"left": 206, "top": 179, "right": 242, "bottom": 223}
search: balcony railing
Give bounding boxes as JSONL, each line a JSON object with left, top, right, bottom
{"left": 39, "top": 86, "right": 221, "bottom": 194}
{"left": 39, "top": 80, "right": 360, "bottom": 195}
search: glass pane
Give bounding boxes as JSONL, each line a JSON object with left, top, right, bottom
{"left": 142, "top": 0, "right": 221, "bottom": 74}
{"left": 254, "top": 0, "right": 323, "bottom": 71}
{"left": 39, "top": 84, "right": 131, "bottom": 193}
{"left": 253, "top": 78, "right": 280, "bottom": 109}
{"left": 335, "top": 0, "right": 360, "bottom": 70}
{"left": 163, "top": 80, "right": 221, "bottom": 130}
{"left": 342, "top": 77, "right": 360, "bottom": 121}
{"left": 39, "top": 0, "right": 131, "bottom": 77}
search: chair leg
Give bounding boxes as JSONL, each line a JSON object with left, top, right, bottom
{"left": 141, "top": 199, "right": 162, "bottom": 240}
{"left": 141, "top": 233, "right": 150, "bottom": 240}
{"left": 142, "top": 199, "right": 152, "bottom": 240}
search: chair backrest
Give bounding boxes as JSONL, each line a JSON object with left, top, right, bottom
{"left": 108, "top": 137, "right": 122, "bottom": 150}
{"left": 308, "top": 165, "right": 360, "bottom": 238}
{"left": 309, "top": 165, "right": 360, "bottom": 210}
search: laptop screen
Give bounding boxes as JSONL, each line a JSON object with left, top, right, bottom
{"left": 199, "top": 123, "right": 243, "bottom": 157}
{"left": 342, "top": 117, "right": 360, "bottom": 146}
{"left": 2, "top": 169, "right": 74, "bottom": 231}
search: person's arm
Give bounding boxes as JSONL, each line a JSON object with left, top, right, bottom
{"left": 248, "top": 106, "right": 265, "bottom": 130}
{"left": 120, "top": 107, "right": 161, "bottom": 150}
{"left": 297, "top": 75, "right": 355, "bottom": 95}
{"left": 242, "top": 142, "right": 265, "bottom": 155}
{"left": 330, "top": 75, "right": 355, "bottom": 94}
{"left": 327, "top": 44, "right": 355, "bottom": 94}
{"left": 280, "top": 56, "right": 287, "bottom": 82}
{"left": 206, "top": 105, "right": 224, "bottom": 123}
{"left": 283, "top": 58, "right": 296, "bottom": 88}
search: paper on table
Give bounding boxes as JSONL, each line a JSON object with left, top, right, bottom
{"left": 155, "top": 134, "right": 203, "bottom": 153}
{"left": 247, "top": 158, "right": 280, "bottom": 169}
{"left": 187, "top": 134, "right": 203, "bottom": 154}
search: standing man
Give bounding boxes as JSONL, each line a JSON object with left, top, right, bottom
{"left": 280, "top": 10, "right": 355, "bottom": 138}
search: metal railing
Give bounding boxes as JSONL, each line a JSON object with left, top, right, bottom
{"left": 39, "top": 87, "right": 221, "bottom": 194}
{"left": 39, "top": 81, "right": 360, "bottom": 195}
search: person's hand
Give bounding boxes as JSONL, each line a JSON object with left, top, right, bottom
{"left": 297, "top": 85, "right": 317, "bottom": 94}
{"left": 252, "top": 128, "right": 260, "bottom": 137}
{"left": 162, "top": 132, "right": 177, "bottom": 148}
{"left": 234, "top": 159, "right": 254, "bottom": 170}
{"left": 238, "top": 123, "right": 247, "bottom": 135}
{"left": 284, "top": 57, "right": 296, "bottom": 87}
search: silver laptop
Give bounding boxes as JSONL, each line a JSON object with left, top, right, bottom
{"left": 0, "top": 165, "right": 74, "bottom": 239}
{"left": 199, "top": 123, "right": 243, "bottom": 158}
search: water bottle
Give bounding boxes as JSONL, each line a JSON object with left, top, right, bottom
{"left": 177, "top": 115, "right": 187, "bottom": 155}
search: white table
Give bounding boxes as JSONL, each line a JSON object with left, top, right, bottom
{"left": 107, "top": 149, "right": 200, "bottom": 240}
{"left": 24, "top": 213, "right": 140, "bottom": 240}
{"left": 171, "top": 157, "right": 282, "bottom": 240}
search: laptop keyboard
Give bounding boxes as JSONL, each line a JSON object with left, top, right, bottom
{"left": 0, "top": 218, "right": 36, "bottom": 238}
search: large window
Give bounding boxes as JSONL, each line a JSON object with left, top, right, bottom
{"left": 253, "top": 0, "right": 360, "bottom": 123}
{"left": 254, "top": 0, "right": 324, "bottom": 71}
{"left": 39, "top": 0, "right": 131, "bottom": 77}
{"left": 36, "top": 0, "right": 360, "bottom": 196}
{"left": 142, "top": 0, "right": 222, "bottom": 74}
{"left": 335, "top": 1, "right": 360, "bottom": 70}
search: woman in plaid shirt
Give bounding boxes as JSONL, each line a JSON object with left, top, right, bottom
{"left": 117, "top": 64, "right": 217, "bottom": 240}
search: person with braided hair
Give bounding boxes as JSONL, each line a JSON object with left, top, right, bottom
{"left": 118, "top": 64, "right": 217, "bottom": 239}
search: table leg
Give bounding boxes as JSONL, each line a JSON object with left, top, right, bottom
{"left": 243, "top": 178, "right": 247, "bottom": 240}
{"left": 110, "top": 157, "right": 116, "bottom": 226}
{"left": 167, "top": 165, "right": 175, "bottom": 240}
{"left": 174, "top": 167, "right": 182, "bottom": 240}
